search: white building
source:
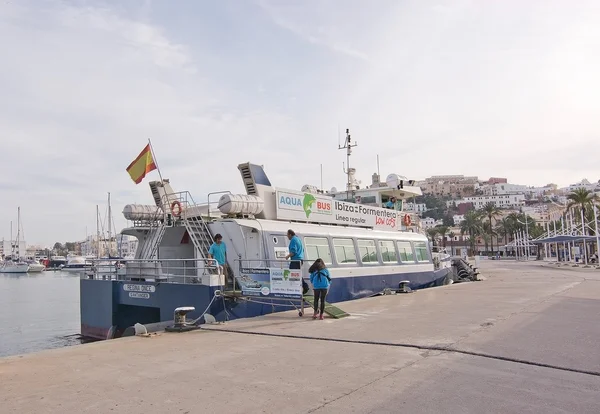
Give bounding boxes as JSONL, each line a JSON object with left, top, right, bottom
{"left": 482, "top": 183, "right": 528, "bottom": 196}
{"left": 404, "top": 202, "right": 428, "bottom": 214}
{"left": 463, "top": 194, "right": 525, "bottom": 209}
{"left": 560, "top": 179, "right": 600, "bottom": 194}
{"left": 1, "top": 239, "right": 27, "bottom": 259}
{"left": 80, "top": 235, "right": 118, "bottom": 257}
{"left": 421, "top": 217, "right": 436, "bottom": 229}
{"left": 453, "top": 214, "right": 465, "bottom": 226}
{"left": 116, "top": 234, "right": 138, "bottom": 258}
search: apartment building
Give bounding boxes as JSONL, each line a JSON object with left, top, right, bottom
{"left": 463, "top": 194, "right": 525, "bottom": 209}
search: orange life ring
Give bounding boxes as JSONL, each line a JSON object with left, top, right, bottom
{"left": 171, "top": 200, "right": 182, "bottom": 217}
{"left": 403, "top": 214, "right": 411, "bottom": 226}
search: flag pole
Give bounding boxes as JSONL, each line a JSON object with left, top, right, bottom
{"left": 148, "top": 138, "right": 164, "bottom": 182}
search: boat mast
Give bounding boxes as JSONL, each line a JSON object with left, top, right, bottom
{"left": 16, "top": 207, "right": 20, "bottom": 260}
{"left": 96, "top": 205, "right": 100, "bottom": 257}
{"left": 107, "top": 192, "right": 112, "bottom": 256}
{"left": 338, "top": 128, "right": 358, "bottom": 201}
{"left": 10, "top": 220, "right": 13, "bottom": 258}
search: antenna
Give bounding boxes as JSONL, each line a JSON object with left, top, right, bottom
{"left": 320, "top": 164, "right": 324, "bottom": 192}
{"left": 338, "top": 128, "right": 358, "bottom": 200}
{"left": 377, "top": 154, "right": 380, "bottom": 179}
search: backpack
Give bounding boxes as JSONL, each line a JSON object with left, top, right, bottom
{"left": 316, "top": 270, "right": 331, "bottom": 283}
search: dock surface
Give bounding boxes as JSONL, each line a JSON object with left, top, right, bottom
{"left": 2, "top": 261, "right": 600, "bottom": 413}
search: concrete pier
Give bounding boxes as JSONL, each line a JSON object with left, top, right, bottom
{"left": 1, "top": 261, "right": 600, "bottom": 413}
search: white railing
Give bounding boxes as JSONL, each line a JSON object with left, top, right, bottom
{"left": 86, "top": 258, "right": 221, "bottom": 285}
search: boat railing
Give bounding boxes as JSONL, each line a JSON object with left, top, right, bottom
{"left": 86, "top": 258, "right": 221, "bottom": 284}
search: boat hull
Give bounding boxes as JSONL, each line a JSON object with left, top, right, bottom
{"left": 80, "top": 268, "right": 451, "bottom": 340}
{"left": 27, "top": 264, "right": 45, "bottom": 273}
{"left": 0, "top": 264, "right": 30, "bottom": 273}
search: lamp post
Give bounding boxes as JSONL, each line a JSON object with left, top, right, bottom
{"left": 516, "top": 217, "right": 530, "bottom": 260}
{"left": 594, "top": 203, "right": 600, "bottom": 263}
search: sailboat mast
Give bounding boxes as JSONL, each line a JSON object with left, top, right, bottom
{"left": 16, "top": 207, "right": 20, "bottom": 259}
{"left": 96, "top": 205, "right": 100, "bottom": 257}
{"left": 107, "top": 192, "right": 112, "bottom": 256}
{"left": 10, "top": 220, "right": 13, "bottom": 257}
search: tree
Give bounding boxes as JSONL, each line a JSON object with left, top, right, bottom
{"left": 495, "top": 217, "right": 514, "bottom": 247}
{"left": 435, "top": 225, "right": 449, "bottom": 247}
{"left": 460, "top": 211, "right": 484, "bottom": 256}
{"left": 426, "top": 228, "right": 439, "bottom": 246}
{"left": 482, "top": 202, "right": 501, "bottom": 253}
{"left": 53, "top": 242, "right": 63, "bottom": 252}
{"left": 442, "top": 214, "right": 454, "bottom": 227}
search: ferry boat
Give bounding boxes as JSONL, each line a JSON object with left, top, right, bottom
{"left": 80, "top": 162, "right": 452, "bottom": 340}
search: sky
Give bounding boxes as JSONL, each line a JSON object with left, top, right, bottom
{"left": 1, "top": 0, "right": 599, "bottom": 246}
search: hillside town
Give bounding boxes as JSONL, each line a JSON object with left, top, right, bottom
{"left": 407, "top": 175, "right": 600, "bottom": 258}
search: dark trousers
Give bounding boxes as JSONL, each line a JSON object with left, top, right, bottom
{"left": 313, "top": 289, "right": 327, "bottom": 314}
{"left": 289, "top": 260, "right": 302, "bottom": 269}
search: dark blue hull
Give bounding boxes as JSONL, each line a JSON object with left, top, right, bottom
{"left": 80, "top": 268, "right": 451, "bottom": 339}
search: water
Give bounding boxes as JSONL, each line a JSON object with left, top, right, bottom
{"left": 0, "top": 270, "right": 83, "bottom": 358}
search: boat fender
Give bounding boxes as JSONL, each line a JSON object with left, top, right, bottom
{"left": 403, "top": 214, "right": 411, "bottom": 226}
{"left": 171, "top": 200, "right": 182, "bottom": 217}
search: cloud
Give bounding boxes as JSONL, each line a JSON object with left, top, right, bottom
{"left": 258, "top": 0, "right": 371, "bottom": 61}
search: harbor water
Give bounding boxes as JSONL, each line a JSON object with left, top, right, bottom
{"left": 0, "top": 270, "right": 83, "bottom": 358}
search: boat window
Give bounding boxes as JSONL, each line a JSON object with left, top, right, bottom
{"left": 304, "top": 237, "right": 332, "bottom": 265}
{"left": 397, "top": 241, "right": 415, "bottom": 263}
{"left": 414, "top": 241, "right": 430, "bottom": 262}
{"left": 357, "top": 239, "right": 378, "bottom": 264}
{"left": 333, "top": 238, "right": 357, "bottom": 264}
{"left": 379, "top": 240, "right": 397, "bottom": 263}
{"left": 359, "top": 196, "right": 376, "bottom": 204}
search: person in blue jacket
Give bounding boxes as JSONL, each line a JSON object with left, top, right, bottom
{"left": 285, "top": 229, "right": 304, "bottom": 270}
{"left": 309, "top": 258, "right": 331, "bottom": 320}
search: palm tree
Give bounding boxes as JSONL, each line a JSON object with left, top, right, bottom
{"left": 460, "top": 210, "right": 483, "bottom": 256}
{"left": 566, "top": 188, "right": 600, "bottom": 262}
{"left": 426, "top": 228, "right": 439, "bottom": 247}
{"left": 448, "top": 231, "right": 455, "bottom": 255}
{"left": 482, "top": 202, "right": 501, "bottom": 253}
{"left": 495, "top": 217, "right": 514, "bottom": 247}
{"left": 435, "top": 225, "right": 449, "bottom": 248}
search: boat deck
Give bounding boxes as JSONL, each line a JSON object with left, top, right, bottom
{"left": 1, "top": 261, "right": 600, "bottom": 413}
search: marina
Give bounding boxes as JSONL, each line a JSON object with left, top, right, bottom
{"left": 2, "top": 2, "right": 599, "bottom": 412}
{"left": 2, "top": 261, "right": 599, "bottom": 413}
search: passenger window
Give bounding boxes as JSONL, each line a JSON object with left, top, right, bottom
{"left": 358, "top": 240, "right": 378, "bottom": 264}
{"left": 304, "top": 237, "right": 332, "bottom": 265}
{"left": 397, "top": 241, "right": 415, "bottom": 263}
{"left": 333, "top": 238, "right": 357, "bottom": 264}
{"left": 414, "top": 242, "right": 430, "bottom": 262}
{"left": 379, "top": 240, "right": 397, "bottom": 263}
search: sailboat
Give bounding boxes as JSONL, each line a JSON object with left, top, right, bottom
{"left": 0, "top": 208, "right": 29, "bottom": 273}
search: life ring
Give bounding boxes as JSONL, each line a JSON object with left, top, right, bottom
{"left": 171, "top": 200, "right": 182, "bottom": 217}
{"left": 403, "top": 214, "right": 411, "bottom": 226}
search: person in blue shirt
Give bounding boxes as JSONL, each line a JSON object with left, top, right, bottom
{"left": 208, "top": 233, "right": 227, "bottom": 284}
{"left": 385, "top": 196, "right": 397, "bottom": 209}
{"left": 309, "top": 258, "right": 331, "bottom": 320}
{"left": 285, "top": 229, "right": 304, "bottom": 270}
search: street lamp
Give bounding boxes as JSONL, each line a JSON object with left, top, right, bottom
{"left": 516, "top": 216, "right": 530, "bottom": 260}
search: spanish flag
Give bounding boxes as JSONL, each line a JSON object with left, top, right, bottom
{"left": 126, "top": 144, "right": 157, "bottom": 184}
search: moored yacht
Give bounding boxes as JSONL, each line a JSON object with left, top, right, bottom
{"left": 0, "top": 261, "right": 29, "bottom": 273}
{"left": 25, "top": 260, "right": 45, "bottom": 273}
{"left": 62, "top": 256, "right": 93, "bottom": 273}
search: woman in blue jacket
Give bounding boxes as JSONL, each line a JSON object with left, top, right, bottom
{"left": 309, "top": 258, "right": 331, "bottom": 320}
